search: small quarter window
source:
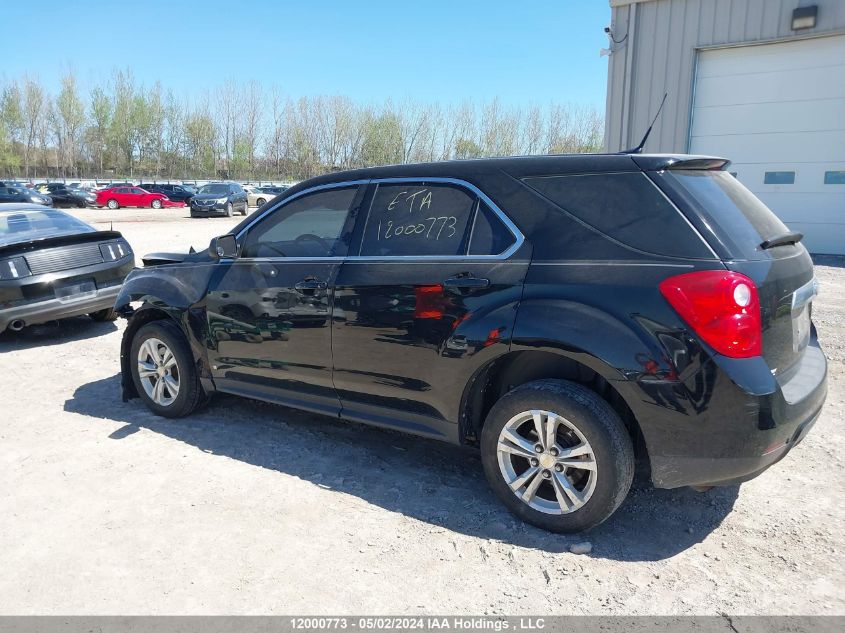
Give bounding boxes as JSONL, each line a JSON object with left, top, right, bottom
{"left": 824, "top": 171, "right": 845, "bottom": 185}
{"left": 360, "top": 184, "right": 475, "bottom": 257}
{"left": 763, "top": 171, "right": 795, "bottom": 185}
{"left": 469, "top": 201, "right": 515, "bottom": 256}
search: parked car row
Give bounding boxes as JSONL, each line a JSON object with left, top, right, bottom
{"left": 0, "top": 180, "right": 290, "bottom": 216}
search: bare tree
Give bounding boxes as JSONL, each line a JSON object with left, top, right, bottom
{"left": 22, "top": 77, "right": 46, "bottom": 177}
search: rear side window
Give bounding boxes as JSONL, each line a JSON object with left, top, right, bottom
{"left": 658, "top": 170, "right": 791, "bottom": 260}
{"left": 522, "top": 172, "right": 712, "bottom": 258}
{"left": 360, "top": 184, "right": 475, "bottom": 257}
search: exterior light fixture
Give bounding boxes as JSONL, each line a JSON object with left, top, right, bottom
{"left": 791, "top": 5, "right": 818, "bottom": 30}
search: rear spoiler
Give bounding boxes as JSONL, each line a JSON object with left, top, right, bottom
{"left": 631, "top": 155, "right": 730, "bottom": 172}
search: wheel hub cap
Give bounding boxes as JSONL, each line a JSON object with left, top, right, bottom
{"left": 137, "top": 337, "right": 180, "bottom": 407}
{"left": 496, "top": 409, "right": 597, "bottom": 515}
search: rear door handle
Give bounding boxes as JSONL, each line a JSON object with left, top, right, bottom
{"left": 443, "top": 276, "right": 490, "bottom": 289}
{"left": 295, "top": 279, "right": 328, "bottom": 291}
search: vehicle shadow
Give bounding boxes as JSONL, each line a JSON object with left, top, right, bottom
{"left": 0, "top": 317, "right": 118, "bottom": 352}
{"left": 64, "top": 374, "right": 738, "bottom": 561}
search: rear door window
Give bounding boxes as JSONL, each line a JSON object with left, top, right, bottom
{"left": 359, "top": 183, "right": 476, "bottom": 257}
{"left": 656, "top": 170, "right": 793, "bottom": 260}
{"left": 522, "top": 172, "right": 712, "bottom": 259}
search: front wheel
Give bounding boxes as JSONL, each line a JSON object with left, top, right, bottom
{"left": 107, "top": 199, "right": 119, "bottom": 210}
{"left": 151, "top": 199, "right": 162, "bottom": 209}
{"left": 129, "top": 320, "right": 205, "bottom": 418}
{"left": 256, "top": 197, "right": 266, "bottom": 206}
{"left": 225, "top": 202, "right": 233, "bottom": 217}
{"left": 480, "top": 379, "right": 634, "bottom": 533}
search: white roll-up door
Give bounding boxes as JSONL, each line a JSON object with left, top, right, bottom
{"left": 690, "top": 35, "right": 845, "bottom": 255}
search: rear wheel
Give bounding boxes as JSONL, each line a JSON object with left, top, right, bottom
{"left": 130, "top": 320, "right": 205, "bottom": 418}
{"left": 480, "top": 379, "right": 634, "bottom": 533}
{"left": 151, "top": 199, "right": 162, "bottom": 209}
{"left": 107, "top": 199, "right": 119, "bottom": 210}
{"left": 89, "top": 308, "right": 117, "bottom": 322}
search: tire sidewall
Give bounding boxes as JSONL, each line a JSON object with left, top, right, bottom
{"left": 480, "top": 380, "right": 634, "bottom": 533}
{"left": 129, "top": 321, "right": 197, "bottom": 418}
{"left": 152, "top": 199, "right": 162, "bottom": 209}
{"left": 226, "top": 202, "right": 233, "bottom": 217}
{"left": 107, "top": 199, "right": 118, "bottom": 209}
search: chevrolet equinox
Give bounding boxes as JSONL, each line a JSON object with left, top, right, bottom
{"left": 115, "top": 154, "right": 827, "bottom": 532}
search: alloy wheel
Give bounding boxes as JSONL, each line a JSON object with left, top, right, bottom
{"left": 496, "top": 409, "right": 597, "bottom": 514}
{"left": 136, "top": 337, "right": 180, "bottom": 406}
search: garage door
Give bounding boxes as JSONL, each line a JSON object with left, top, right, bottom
{"left": 690, "top": 35, "right": 845, "bottom": 255}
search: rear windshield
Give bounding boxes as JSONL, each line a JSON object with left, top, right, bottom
{"left": 0, "top": 209, "right": 94, "bottom": 246}
{"left": 657, "top": 170, "right": 793, "bottom": 260}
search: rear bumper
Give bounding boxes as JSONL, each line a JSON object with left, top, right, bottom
{"left": 0, "top": 284, "right": 120, "bottom": 331}
{"left": 614, "top": 335, "right": 828, "bottom": 489}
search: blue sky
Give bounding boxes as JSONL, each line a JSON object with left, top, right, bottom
{"left": 2, "top": 0, "right": 610, "bottom": 111}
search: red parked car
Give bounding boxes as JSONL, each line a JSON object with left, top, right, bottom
{"left": 95, "top": 186, "right": 186, "bottom": 210}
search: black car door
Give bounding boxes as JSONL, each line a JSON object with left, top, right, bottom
{"left": 205, "top": 184, "right": 365, "bottom": 416}
{"left": 0, "top": 187, "right": 25, "bottom": 202}
{"left": 331, "top": 179, "right": 530, "bottom": 441}
{"left": 51, "top": 187, "right": 71, "bottom": 206}
{"left": 232, "top": 185, "right": 248, "bottom": 212}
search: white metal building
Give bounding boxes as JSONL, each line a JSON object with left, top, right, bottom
{"left": 604, "top": 0, "right": 845, "bottom": 254}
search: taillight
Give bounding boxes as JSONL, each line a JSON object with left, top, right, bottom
{"left": 659, "top": 271, "right": 762, "bottom": 358}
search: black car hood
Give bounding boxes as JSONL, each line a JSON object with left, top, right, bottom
{"left": 0, "top": 230, "right": 122, "bottom": 258}
{"left": 141, "top": 248, "right": 213, "bottom": 267}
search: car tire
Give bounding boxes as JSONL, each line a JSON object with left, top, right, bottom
{"left": 241, "top": 202, "right": 247, "bottom": 215}
{"left": 129, "top": 320, "right": 205, "bottom": 418}
{"left": 256, "top": 197, "right": 266, "bottom": 206}
{"left": 151, "top": 199, "right": 162, "bottom": 209}
{"left": 225, "top": 202, "right": 233, "bottom": 217}
{"left": 89, "top": 308, "right": 118, "bottom": 322}
{"left": 107, "top": 199, "right": 119, "bottom": 210}
{"left": 480, "top": 379, "right": 634, "bottom": 533}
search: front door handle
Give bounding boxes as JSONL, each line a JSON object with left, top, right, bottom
{"left": 443, "top": 276, "right": 490, "bottom": 289}
{"left": 295, "top": 279, "right": 328, "bottom": 291}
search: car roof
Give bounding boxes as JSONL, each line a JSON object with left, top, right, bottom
{"left": 288, "top": 153, "right": 728, "bottom": 193}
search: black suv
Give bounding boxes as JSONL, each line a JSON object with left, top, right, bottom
{"left": 190, "top": 183, "right": 248, "bottom": 217}
{"left": 139, "top": 183, "right": 195, "bottom": 205}
{"left": 115, "top": 154, "right": 826, "bottom": 532}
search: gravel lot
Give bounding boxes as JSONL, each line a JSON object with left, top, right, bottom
{"left": 1, "top": 207, "right": 843, "bottom": 615}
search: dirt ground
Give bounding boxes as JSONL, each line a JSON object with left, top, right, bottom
{"left": 0, "top": 207, "right": 843, "bottom": 615}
